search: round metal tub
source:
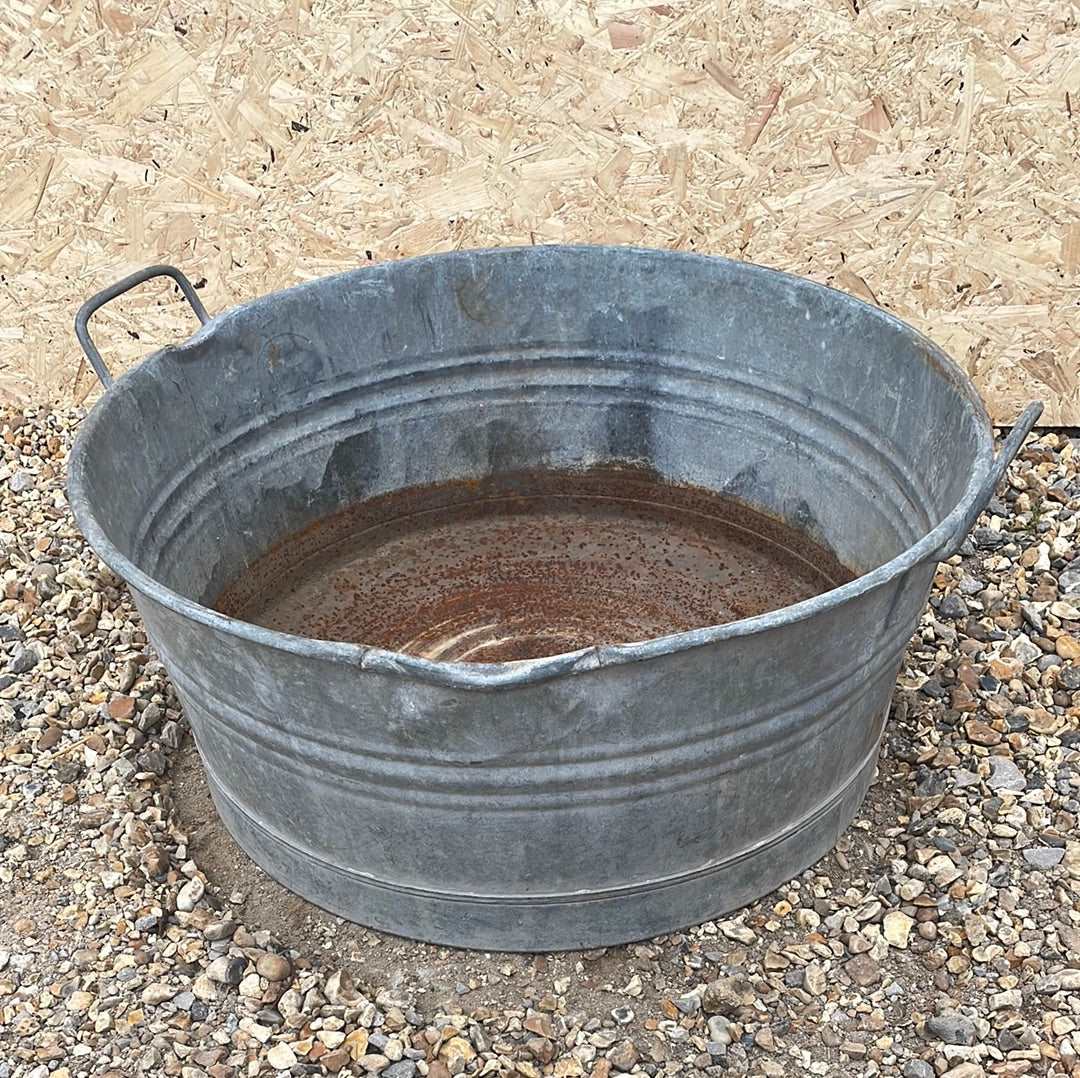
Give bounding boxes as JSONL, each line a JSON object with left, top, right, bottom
{"left": 68, "top": 247, "right": 1041, "bottom": 950}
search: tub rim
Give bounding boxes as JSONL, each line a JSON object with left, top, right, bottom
{"left": 67, "top": 244, "right": 998, "bottom": 690}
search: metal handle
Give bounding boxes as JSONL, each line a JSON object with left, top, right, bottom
{"left": 74, "top": 264, "right": 210, "bottom": 388}
{"left": 937, "top": 400, "right": 1044, "bottom": 560}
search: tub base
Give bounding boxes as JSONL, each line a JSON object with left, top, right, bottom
{"left": 199, "top": 728, "right": 882, "bottom": 952}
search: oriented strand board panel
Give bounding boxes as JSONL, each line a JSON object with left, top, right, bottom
{"left": 0, "top": 0, "right": 1077, "bottom": 422}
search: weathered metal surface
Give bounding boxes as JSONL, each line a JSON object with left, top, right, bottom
{"left": 68, "top": 246, "right": 1041, "bottom": 950}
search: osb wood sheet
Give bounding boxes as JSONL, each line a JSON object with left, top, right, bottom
{"left": 0, "top": 0, "right": 1077, "bottom": 422}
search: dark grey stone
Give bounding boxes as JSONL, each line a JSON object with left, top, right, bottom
{"left": 925, "top": 1013, "right": 978, "bottom": 1046}
{"left": 938, "top": 594, "right": 969, "bottom": 619}
{"left": 8, "top": 645, "right": 39, "bottom": 675}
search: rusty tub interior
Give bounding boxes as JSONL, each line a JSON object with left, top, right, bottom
{"left": 215, "top": 465, "right": 856, "bottom": 663}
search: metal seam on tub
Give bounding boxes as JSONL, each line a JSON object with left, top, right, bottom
{"left": 138, "top": 343, "right": 944, "bottom": 497}
{"left": 166, "top": 633, "right": 909, "bottom": 807}
{"left": 167, "top": 616, "right": 912, "bottom": 776}
{"left": 149, "top": 450, "right": 918, "bottom": 602}
{"left": 185, "top": 678, "right": 886, "bottom": 814}
{"left": 137, "top": 409, "right": 924, "bottom": 578}
{"left": 201, "top": 739, "right": 882, "bottom": 905}
{"left": 130, "top": 369, "right": 937, "bottom": 557}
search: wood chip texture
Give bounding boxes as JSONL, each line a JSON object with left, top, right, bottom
{"left": 0, "top": 0, "right": 1076, "bottom": 421}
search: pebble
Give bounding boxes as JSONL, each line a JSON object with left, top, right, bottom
{"left": 883, "top": 910, "right": 913, "bottom": 948}
{"left": 718, "top": 920, "right": 757, "bottom": 944}
{"left": 8, "top": 643, "right": 39, "bottom": 674}
{"left": 206, "top": 955, "right": 247, "bottom": 985}
{"left": 176, "top": 876, "right": 205, "bottom": 911}
{"left": 1010, "top": 633, "right": 1042, "bottom": 665}
{"left": 256, "top": 953, "right": 293, "bottom": 981}
{"left": 926, "top": 1014, "right": 978, "bottom": 1046}
{"left": 964, "top": 718, "right": 1000, "bottom": 746}
{"left": 266, "top": 1042, "right": 298, "bottom": 1069}
{"left": 986, "top": 757, "right": 1025, "bottom": 792}
{"left": 1057, "top": 633, "right": 1080, "bottom": 659}
{"left": 941, "top": 1065, "right": 985, "bottom": 1078}
{"left": 142, "top": 844, "right": 169, "bottom": 877}
{"left": 161, "top": 718, "right": 184, "bottom": 748}
{"left": 1023, "top": 845, "right": 1065, "bottom": 868}
{"left": 707, "top": 1016, "right": 733, "bottom": 1047}
{"left": 845, "top": 954, "right": 880, "bottom": 986}
{"left": 702, "top": 976, "right": 756, "bottom": 1014}
{"left": 938, "top": 594, "right": 969, "bottom": 619}
{"left": 989, "top": 988, "right": 1021, "bottom": 1010}
{"left": 142, "top": 982, "right": 176, "bottom": 1005}
{"left": 8, "top": 469, "right": 34, "bottom": 493}
{"left": 606, "top": 1040, "right": 638, "bottom": 1072}
{"left": 803, "top": 962, "right": 827, "bottom": 996}
{"left": 67, "top": 990, "right": 94, "bottom": 1011}
{"left": 1059, "top": 564, "right": 1080, "bottom": 595}
{"left": 135, "top": 747, "right": 167, "bottom": 774}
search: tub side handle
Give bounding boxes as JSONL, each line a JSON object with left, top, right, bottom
{"left": 75, "top": 265, "right": 210, "bottom": 388}
{"left": 936, "top": 400, "right": 1043, "bottom": 561}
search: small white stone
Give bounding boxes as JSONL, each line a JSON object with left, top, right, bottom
{"left": 719, "top": 919, "right": 757, "bottom": 944}
{"left": 1035, "top": 543, "right": 1051, "bottom": 573}
{"left": 267, "top": 1041, "right": 298, "bottom": 1069}
{"left": 883, "top": 911, "right": 914, "bottom": 949}
{"left": 176, "top": 876, "right": 204, "bottom": 912}
{"left": 803, "top": 962, "right": 827, "bottom": 996}
{"left": 142, "top": 983, "right": 176, "bottom": 1005}
{"left": 241, "top": 1018, "right": 273, "bottom": 1044}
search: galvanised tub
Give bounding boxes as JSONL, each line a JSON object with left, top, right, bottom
{"left": 68, "top": 247, "right": 1041, "bottom": 951}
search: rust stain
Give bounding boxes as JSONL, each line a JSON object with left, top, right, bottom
{"left": 216, "top": 465, "right": 855, "bottom": 663}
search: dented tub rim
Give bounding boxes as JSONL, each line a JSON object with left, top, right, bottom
{"left": 67, "top": 245, "right": 998, "bottom": 690}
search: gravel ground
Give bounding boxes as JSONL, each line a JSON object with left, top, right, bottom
{"left": 1, "top": 406, "right": 1078, "bottom": 1078}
